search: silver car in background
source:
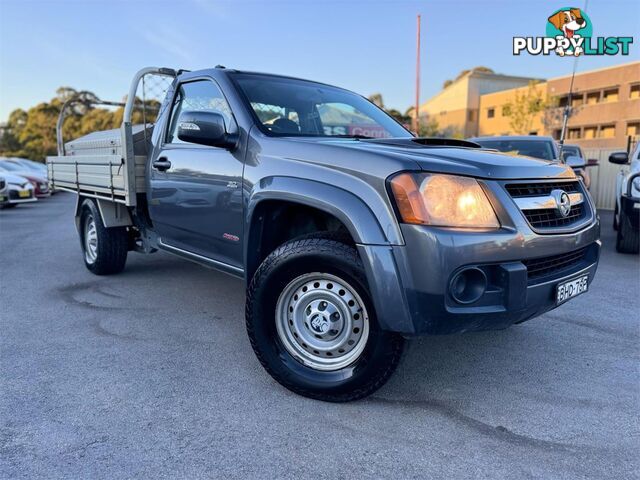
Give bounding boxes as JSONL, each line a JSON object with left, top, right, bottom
{"left": 0, "top": 172, "right": 37, "bottom": 208}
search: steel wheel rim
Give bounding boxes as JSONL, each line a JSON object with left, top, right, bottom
{"left": 84, "top": 214, "right": 98, "bottom": 264}
{"left": 275, "top": 272, "right": 370, "bottom": 371}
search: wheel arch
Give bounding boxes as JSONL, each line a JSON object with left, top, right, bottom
{"left": 244, "top": 176, "right": 398, "bottom": 282}
{"left": 74, "top": 196, "right": 133, "bottom": 232}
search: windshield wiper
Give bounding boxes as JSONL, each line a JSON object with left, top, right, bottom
{"left": 325, "top": 134, "right": 374, "bottom": 139}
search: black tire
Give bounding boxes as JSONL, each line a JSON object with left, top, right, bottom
{"left": 80, "top": 199, "right": 128, "bottom": 275}
{"left": 246, "top": 234, "right": 404, "bottom": 402}
{"left": 613, "top": 203, "right": 619, "bottom": 231}
{"left": 616, "top": 210, "right": 640, "bottom": 254}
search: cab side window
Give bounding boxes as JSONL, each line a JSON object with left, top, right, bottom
{"left": 166, "top": 80, "right": 236, "bottom": 144}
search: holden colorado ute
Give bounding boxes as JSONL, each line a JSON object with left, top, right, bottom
{"left": 47, "top": 67, "right": 601, "bottom": 401}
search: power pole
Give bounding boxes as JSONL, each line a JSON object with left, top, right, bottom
{"left": 414, "top": 14, "right": 421, "bottom": 134}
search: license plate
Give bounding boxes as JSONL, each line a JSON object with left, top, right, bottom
{"left": 18, "top": 190, "right": 30, "bottom": 198}
{"left": 556, "top": 275, "right": 588, "bottom": 305}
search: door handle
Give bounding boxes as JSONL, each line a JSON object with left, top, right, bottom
{"left": 152, "top": 157, "right": 172, "bottom": 171}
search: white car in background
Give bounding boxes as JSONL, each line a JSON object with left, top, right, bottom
{"left": 609, "top": 143, "right": 640, "bottom": 254}
{"left": 0, "top": 173, "right": 37, "bottom": 208}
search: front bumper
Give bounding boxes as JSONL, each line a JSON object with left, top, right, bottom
{"left": 390, "top": 221, "right": 599, "bottom": 335}
{"left": 2, "top": 189, "right": 37, "bottom": 205}
{"left": 358, "top": 179, "right": 601, "bottom": 336}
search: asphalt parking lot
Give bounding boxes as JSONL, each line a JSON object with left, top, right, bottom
{"left": 1, "top": 192, "right": 638, "bottom": 479}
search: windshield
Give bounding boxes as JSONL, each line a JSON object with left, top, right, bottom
{"left": 0, "top": 161, "right": 21, "bottom": 172}
{"left": 233, "top": 73, "right": 411, "bottom": 139}
{"left": 474, "top": 139, "right": 556, "bottom": 161}
{"left": 561, "top": 146, "right": 581, "bottom": 161}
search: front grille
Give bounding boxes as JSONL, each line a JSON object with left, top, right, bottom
{"left": 506, "top": 181, "right": 580, "bottom": 198}
{"left": 504, "top": 180, "right": 592, "bottom": 233}
{"left": 523, "top": 247, "right": 588, "bottom": 283}
{"left": 523, "top": 204, "right": 585, "bottom": 229}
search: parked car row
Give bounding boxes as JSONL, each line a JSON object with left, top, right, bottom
{"left": 0, "top": 157, "right": 53, "bottom": 208}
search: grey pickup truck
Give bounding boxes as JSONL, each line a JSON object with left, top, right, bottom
{"left": 48, "top": 66, "right": 600, "bottom": 401}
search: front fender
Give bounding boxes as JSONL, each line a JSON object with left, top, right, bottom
{"left": 247, "top": 176, "right": 402, "bottom": 245}
{"left": 245, "top": 176, "right": 414, "bottom": 334}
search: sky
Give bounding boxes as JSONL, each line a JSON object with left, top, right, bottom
{"left": 0, "top": 0, "right": 639, "bottom": 120}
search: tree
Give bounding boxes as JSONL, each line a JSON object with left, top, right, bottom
{"left": 502, "top": 81, "right": 550, "bottom": 134}
{"left": 386, "top": 108, "right": 411, "bottom": 125}
{"left": 417, "top": 117, "right": 441, "bottom": 137}
{"left": 368, "top": 93, "right": 384, "bottom": 108}
{"left": 0, "top": 88, "right": 161, "bottom": 162}
{"left": 0, "top": 109, "right": 28, "bottom": 157}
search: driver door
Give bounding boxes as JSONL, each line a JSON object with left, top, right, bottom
{"left": 148, "top": 78, "right": 244, "bottom": 270}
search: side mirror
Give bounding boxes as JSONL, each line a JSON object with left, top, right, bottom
{"left": 609, "top": 151, "right": 629, "bottom": 165}
{"left": 565, "top": 155, "right": 586, "bottom": 168}
{"left": 177, "top": 111, "right": 236, "bottom": 149}
{"left": 586, "top": 158, "right": 599, "bottom": 167}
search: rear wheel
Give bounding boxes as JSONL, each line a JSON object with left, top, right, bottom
{"left": 616, "top": 210, "right": 639, "bottom": 254}
{"left": 80, "top": 199, "right": 128, "bottom": 275}
{"left": 246, "top": 235, "right": 404, "bottom": 402}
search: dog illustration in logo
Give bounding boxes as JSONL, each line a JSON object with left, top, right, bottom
{"left": 548, "top": 8, "right": 587, "bottom": 56}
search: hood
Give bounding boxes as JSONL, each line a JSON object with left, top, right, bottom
{"left": 311, "top": 138, "right": 575, "bottom": 180}
{"left": 1, "top": 173, "right": 34, "bottom": 187}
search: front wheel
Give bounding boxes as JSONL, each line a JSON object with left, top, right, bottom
{"left": 246, "top": 235, "right": 404, "bottom": 402}
{"left": 616, "top": 210, "right": 639, "bottom": 254}
{"left": 80, "top": 199, "right": 128, "bottom": 275}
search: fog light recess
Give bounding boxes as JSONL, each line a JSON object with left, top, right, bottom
{"left": 449, "top": 267, "right": 487, "bottom": 305}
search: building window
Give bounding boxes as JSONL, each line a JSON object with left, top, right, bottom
{"left": 598, "top": 124, "right": 616, "bottom": 138}
{"left": 487, "top": 108, "right": 495, "bottom": 118}
{"left": 586, "top": 92, "right": 600, "bottom": 105}
{"left": 553, "top": 129, "right": 562, "bottom": 140}
{"left": 603, "top": 88, "right": 619, "bottom": 103}
{"left": 468, "top": 110, "right": 475, "bottom": 122}
{"left": 626, "top": 122, "right": 640, "bottom": 137}
{"left": 584, "top": 126, "right": 597, "bottom": 139}
{"left": 529, "top": 131, "right": 538, "bottom": 136}
{"left": 567, "top": 128, "right": 581, "bottom": 139}
{"left": 558, "top": 96, "right": 569, "bottom": 108}
{"left": 630, "top": 84, "right": 640, "bottom": 100}
{"left": 571, "top": 95, "right": 583, "bottom": 107}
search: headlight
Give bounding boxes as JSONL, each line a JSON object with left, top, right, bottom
{"left": 389, "top": 172, "right": 500, "bottom": 228}
{"left": 632, "top": 177, "right": 640, "bottom": 192}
